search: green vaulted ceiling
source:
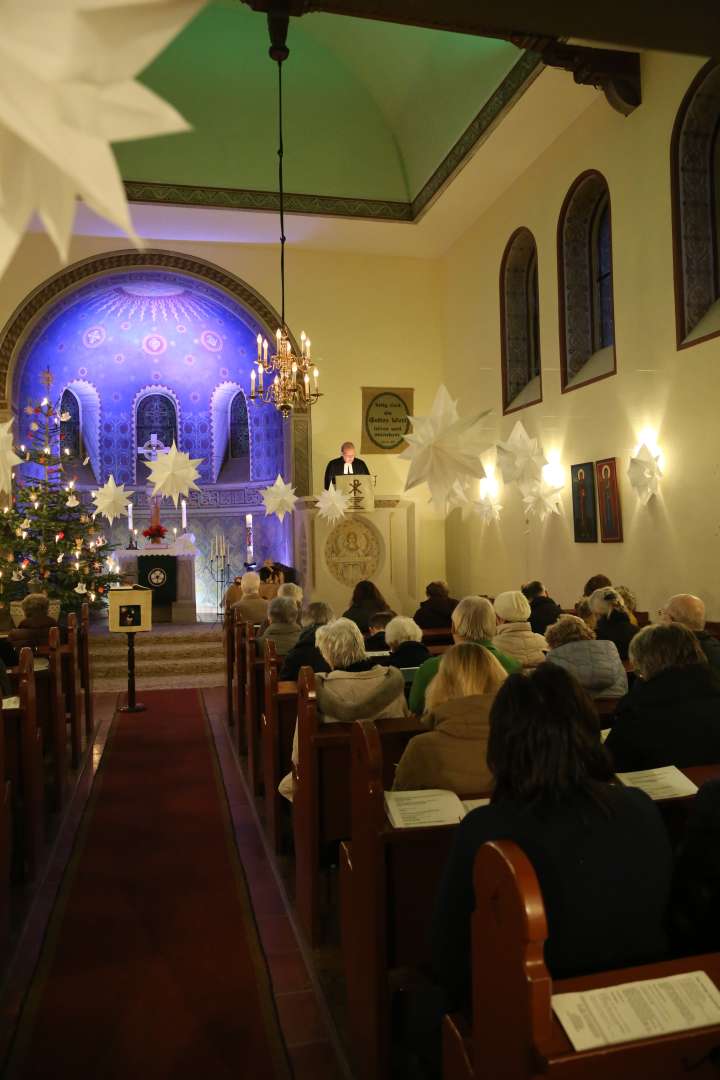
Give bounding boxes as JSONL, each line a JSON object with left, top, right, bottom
{"left": 115, "top": 0, "right": 532, "bottom": 219}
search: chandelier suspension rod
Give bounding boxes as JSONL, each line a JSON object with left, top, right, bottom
{"left": 276, "top": 55, "right": 286, "bottom": 331}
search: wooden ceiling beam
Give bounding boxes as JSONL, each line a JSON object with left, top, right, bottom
{"left": 242, "top": 0, "right": 717, "bottom": 58}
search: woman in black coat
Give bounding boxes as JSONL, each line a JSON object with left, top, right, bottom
{"left": 589, "top": 586, "right": 637, "bottom": 660}
{"left": 605, "top": 622, "right": 720, "bottom": 772}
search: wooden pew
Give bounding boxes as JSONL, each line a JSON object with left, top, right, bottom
{"left": 260, "top": 641, "right": 297, "bottom": 853}
{"left": 443, "top": 839, "right": 720, "bottom": 1080}
{"left": 46, "top": 627, "right": 69, "bottom": 810}
{"left": 223, "top": 608, "right": 235, "bottom": 729}
{"left": 3, "top": 649, "right": 44, "bottom": 880}
{"left": 62, "top": 612, "right": 83, "bottom": 768}
{"left": 422, "top": 627, "right": 454, "bottom": 647}
{"left": 293, "top": 667, "right": 423, "bottom": 946}
{"left": 340, "top": 718, "right": 468, "bottom": 1080}
{"left": 78, "top": 602, "right": 94, "bottom": 738}
{"left": 244, "top": 622, "right": 264, "bottom": 795}
{"left": 0, "top": 696, "right": 10, "bottom": 954}
{"left": 233, "top": 611, "right": 247, "bottom": 754}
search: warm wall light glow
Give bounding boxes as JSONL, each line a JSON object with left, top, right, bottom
{"left": 634, "top": 427, "right": 665, "bottom": 470}
{"left": 542, "top": 451, "right": 565, "bottom": 489}
{"left": 480, "top": 474, "right": 500, "bottom": 501}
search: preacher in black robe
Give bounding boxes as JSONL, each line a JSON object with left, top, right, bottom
{"left": 323, "top": 442, "right": 370, "bottom": 489}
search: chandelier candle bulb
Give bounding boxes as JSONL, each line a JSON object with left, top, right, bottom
{"left": 306, "top": 339, "right": 311, "bottom": 359}
{"left": 303, "top": 373, "right": 309, "bottom": 397}
{"left": 258, "top": 363, "right": 264, "bottom": 390}
{"left": 263, "top": 339, "right": 268, "bottom": 363}
{"left": 251, "top": 368, "right": 256, "bottom": 396}
{"left": 256, "top": 332, "right": 262, "bottom": 360}
{"left": 313, "top": 368, "right": 319, "bottom": 392}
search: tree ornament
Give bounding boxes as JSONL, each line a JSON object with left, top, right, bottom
{"left": 66, "top": 494, "right": 79, "bottom": 508}
{"left": 261, "top": 475, "right": 298, "bottom": 522}
{"left": 91, "top": 475, "right": 131, "bottom": 524}
{"left": 315, "top": 485, "right": 350, "bottom": 524}
{"left": 146, "top": 442, "right": 202, "bottom": 505}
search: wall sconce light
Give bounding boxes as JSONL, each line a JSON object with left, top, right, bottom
{"left": 628, "top": 432, "right": 663, "bottom": 505}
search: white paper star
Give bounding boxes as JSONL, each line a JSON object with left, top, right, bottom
{"left": 315, "top": 485, "right": 350, "bottom": 524}
{"left": 448, "top": 480, "right": 503, "bottom": 524}
{"left": 628, "top": 444, "right": 662, "bottom": 506}
{"left": 399, "top": 385, "right": 491, "bottom": 509}
{"left": 496, "top": 421, "right": 547, "bottom": 486}
{"left": 0, "top": 419, "right": 22, "bottom": 494}
{"left": 91, "top": 474, "right": 130, "bottom": 524}
{"left": 0, "top": 0, "right": 203, "bottom": 277}
{"left": 520, "top": 479, "right": 563, "bottom": 522}
{"left": 261, "top": 475, "right": 298, "bottom": 522}
{"left": 146, "top": 442, "right": 202, "bottom": 506}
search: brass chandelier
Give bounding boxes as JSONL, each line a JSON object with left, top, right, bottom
{"left": 249, "top": 12, "right": 322, "bottom": 418}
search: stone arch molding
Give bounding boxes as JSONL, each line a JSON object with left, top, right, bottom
{"left": 0, "top": 248, "right": 313, "bottom": 494}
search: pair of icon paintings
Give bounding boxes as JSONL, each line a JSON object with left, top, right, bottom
{"left": 570, "top": 458, "right": 623, "bottom": 544}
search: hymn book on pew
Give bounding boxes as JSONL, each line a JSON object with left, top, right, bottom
{"left": 552, "top": 971, "right": 720, "bottom": 1052}
{"left": 384, "top": 790, "right": 490, "bottom": 829}
{"left": 616, "top": 766, "right": 698, "bottom": 800}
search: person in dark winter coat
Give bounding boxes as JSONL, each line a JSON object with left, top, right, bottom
{"left": 413, "top": 581, "right": 458, "bottom": 630}
{"left": 377, "top": 616, "right": 430, "bottom": 670}
{"left": 522, "top": 580, "right": 563, "bottom": 636}
{"left": 589, "top": 587, "right": 637, "bottom": 661}
{"left": 343, "top": 580, "right": 390, "bottom": 635}
{"left": 364, "top": 610, "right": 396, "bottom": 653}
{"left": 605, "top": 623, "right": 720, "bottom": 772}
{"left": 669, "top": 779, "right": 720, "bottom": 954}
{"left": 662, "top": 593, "right": 720, "bottom": 674}
{"left": 279, "top": 601, "right": 334, "bottom": 681}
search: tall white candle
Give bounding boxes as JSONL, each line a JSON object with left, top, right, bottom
{"left": 127, "top": 501, "right": 133, "bottom": 532}
{"left": 181, "top": 498, "right": 187, "bottom": 530}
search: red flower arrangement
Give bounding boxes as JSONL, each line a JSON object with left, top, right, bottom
{"left": 142, "top": 523, "right": 167, "bottom": 540}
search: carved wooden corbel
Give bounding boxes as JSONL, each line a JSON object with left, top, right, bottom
{"left": 510, "top": 36, "right": 641, "bottom": 115}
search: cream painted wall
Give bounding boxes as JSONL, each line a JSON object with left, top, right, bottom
{"left": 0, "top": 233, "right": 445, "bottom": 608}
{"left": 442, "top": 52, "right": 720, "bottom": 619}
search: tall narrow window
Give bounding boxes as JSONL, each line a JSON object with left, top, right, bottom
{"left": 500, "top": 228, "right": 542, "bottom": 413}
{"left": 60, "top": 388, "right": 82, "bottom": 460}
{"left": 135, "top": 393, "right": 178, "bottom": 481}
{"left": 672, "top": 60, "right": 720, "bottom": 348}
{"left": 558, "top": 171, "right": 616, "bottom": 392}
{"left": 217, "top": 391, "right": 250, "bottom": 482}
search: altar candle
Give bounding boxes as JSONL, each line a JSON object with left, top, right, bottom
{"left": 211, "top": 536, "right": 216, "bottom": 559}
{"left": 181, "top": 499, "right": 187, "bottom": 530}
{"left": 173, "top": 527, "right": 177, "bottom": 540}
{"left": 127, "top": 501, "right": 133, "bottom": 532}
{"left": 245, "top": 513, "right": 254, "bottom": 560}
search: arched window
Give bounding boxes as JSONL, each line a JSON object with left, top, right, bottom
{"left": 59, "top": 388, "right": 82, "bottom": 459}
{"left": 500, "top": 228, "right": 542, "bottom": 413}
{"left": 217, "top": 391, "right": 250, "bottom": 482}
{"left": 136, "top": 393, "right": 178, "bottom": 481}
{"left": 558, "top": 171, "right": 617, "bottom": 392}
{"left": 672, "top": 60, "right": 720, "bottom": 348}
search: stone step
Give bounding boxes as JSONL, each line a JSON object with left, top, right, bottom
{"left": 89, "top": 631, "right": 223, "bottom": 651}
{"left": 93, "top": 671, "right": 225, "bottom": 692}
{"left": 90, "top": 641, "right": 224, "bottom": 662}
{"left": 91, "top": 655, "right": 226, "bottom": 678}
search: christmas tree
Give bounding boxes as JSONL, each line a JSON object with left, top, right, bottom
{"left": 0, "top": 370, "right": 121, "bottom": 613}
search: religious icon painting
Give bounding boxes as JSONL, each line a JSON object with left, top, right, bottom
{"left": 595, "top": 457, "right": 624, "bottom": 543}
{"left": 570, "top": 463, "right": 598, "bottom": 543}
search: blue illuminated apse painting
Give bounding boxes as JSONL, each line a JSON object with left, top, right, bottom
{"left": 14, "top": 270, "right": 290, "bottom": 609}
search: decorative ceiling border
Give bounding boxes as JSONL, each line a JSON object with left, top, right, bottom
{"left": 123, "top": 50, "right": 543, "bottom": 224}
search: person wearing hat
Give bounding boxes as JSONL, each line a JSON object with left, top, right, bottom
{"left": 492, "top": 590, "right": 548, "bottom": 668}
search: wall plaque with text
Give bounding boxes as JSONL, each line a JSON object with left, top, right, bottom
{"left": 361, "top": 387, "right": 413, "bottom": 454}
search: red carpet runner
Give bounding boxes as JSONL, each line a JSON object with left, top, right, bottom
{"left": 6, "top": 690, "right": 291, "bottom": 1079}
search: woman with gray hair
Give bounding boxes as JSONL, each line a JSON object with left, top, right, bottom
{"left": 545, "top": 614, "right": 628, "bottom": 698}
{"left": 256, "top": 596, "right": 301, "bottom": 657}
{"left": 408, "top": 596, "right": 521, "bottom": 715}
{"left": 589, "top": 586, "right": 637, "bottom": 660}
{"left": 377, "top": 615, "right": 430, "bottom": 671}
{"left": 605, "top": 622, "right": 720, "bottom": 771}
{"left": 279, "top": 601, "right": 334, "bottom": 680}
{"left": 278, "top": 617, "right": 407, "bottom": 800}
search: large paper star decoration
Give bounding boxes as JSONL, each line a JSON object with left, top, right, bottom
{"left": 146, "top": 442, "right": 202, "bottom": 506}
{"left": 0, "top": 0, "right": 203, "bottom": 278}
{"left": 628, "top": 444, "right": 662, "bottom": 506}
{"left": 496, "top": 421, "right": 547, "bottom": 486}
{"left": 91, "top": 475, "right": 130, "bottom": 524}
{"left": 315, "top": 485, "right": 350, "bottom": 524}
{"left": 261, "top": 475, "right": 298, "bottom": 522}
{"left": 0, "top": 418, "right": 22, "bottom": 494}
{"left": 448, "top": 480, "right": 503, "bottom": 525}
{"left": 400, "top": 385, "right": 491, "bottom": 510}
{"left": 520, "top": 479, "right": 563, "bottom": 522}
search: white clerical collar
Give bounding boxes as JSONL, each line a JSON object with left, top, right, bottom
{"left": 343, "top": 461, "right": 353, "bottom": 474}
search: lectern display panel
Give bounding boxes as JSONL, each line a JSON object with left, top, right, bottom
{"left": 108, "top": 587, "right": 152, "bottom": 633}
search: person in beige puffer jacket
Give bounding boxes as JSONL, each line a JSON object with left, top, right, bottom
{"left": 492, "top": 590, "right": 548, "bottom": 668}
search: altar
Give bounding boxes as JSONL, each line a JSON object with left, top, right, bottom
{"left": 115, "top": 539, "right": 200, "bottom": 624}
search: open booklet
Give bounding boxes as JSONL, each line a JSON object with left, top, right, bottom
{"left": 553, "top": 970, "right": 720, "bottom": 1052}
{"left": 384, "top": 790, "right": 490, "bottom": 829}
{"left": 616, "top": 765, "right": 698, "bottom": 800}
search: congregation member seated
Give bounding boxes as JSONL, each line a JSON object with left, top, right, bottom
{"left": 413, "top": 581, "right": 458, "bottom": 630}
{"left": 256, "top": 597, "right": 301, "bottom": 657}
{"left": 661, "top": 592, "right": 720, "bottom": 671}
{"left": 492, "top": 591, "right": 547, "bottom": 668}
{"left": 589, "top": 586, "right": 637, "bottom": 660}
{"left": 364, "top": 610, "right": 396, "bottom": 652}
{"left": 574, "top": 596, "right": 596, "bottom": 629}
{"left": 605, "top": 623, "right": 720, "bottom": 771}
{"left": 432, "top": 663, "right": 672, "bottom": 1016}
{"left": 409, "top": 596, "right": 520, "bottom": 715}
{"left": 545, "top": 614, "right": 628, "bottom": 699}
{"left": 9, "top": 593, "right": 59, "bottom": 651}
{"left": 223, "top": 575, "right": 244, "bottom": 610}
{"left": 583, "top": 573, "right": 612, "bottom": 597}
{"left": 521, "top": 579, "right": 563, "bottom": 635}
{"left": 669, "top": 779, "right": 720, "bottom": 954}
{"left": 615, "top": 584, "right": 639, "bottom": 626}
{"left": 342, "top": 579, "right": 390, "bottom": 635}
{"left": 393, "top": 643, "right": 506, "bottom": 793}
{"left": 278, "top": 618, "right": 407, "bottom": 800}
{"left": 279, "top": 602, "right": 334, "bottom": 681}
{"left": 258, "top": 564, "right": 281, "bottom": 600}
{"left": 377, "top": 615, "right": 430, "bottom": 670}
{"left": 276, "top": 581, "right": 303, "bottom": 624}
{"left": 228, "top": 571, "right": 268, "bottom": 624}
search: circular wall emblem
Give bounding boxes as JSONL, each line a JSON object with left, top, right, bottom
{"left": 148, "top": 567, "right": 167, "bottom": 587}
{"left": 142, "top": 333, "right": 167, "bottom": 355}
{"left": 83, "top": 326, "right": 106, "bottom": 348}
{"left": 364, "top": 391, "right": 411, "bottom": 450}
{"left": 324, "top": 516, "right": 384, "bottom": 587}
{"left": 201, "top": 330, "right": 223, "bottom": 352}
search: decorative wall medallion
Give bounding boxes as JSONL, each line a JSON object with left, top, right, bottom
{"left": 324, "top": 515, "right": 383, "bottom": 587}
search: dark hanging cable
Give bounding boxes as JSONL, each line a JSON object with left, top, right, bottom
{"left": 277, "top": 57, "right": 286, "bottom": 332}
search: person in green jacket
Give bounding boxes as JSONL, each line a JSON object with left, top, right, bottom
{"left": 409, "top": 595, "right": 521, "bottom": 714}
